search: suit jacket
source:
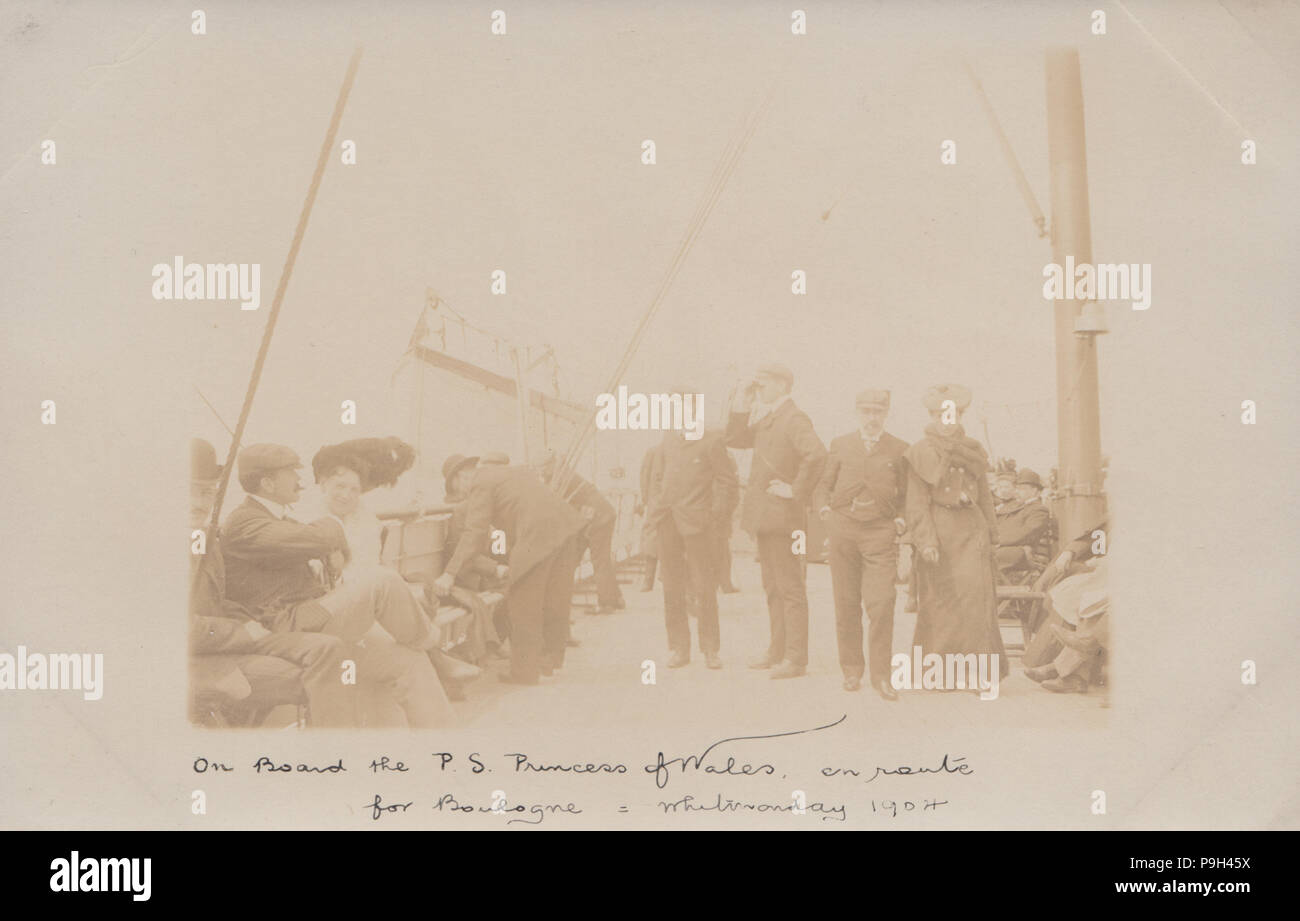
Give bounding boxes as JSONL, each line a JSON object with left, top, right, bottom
{"left": 445, "top": 498, "right": 503, "bottom": 590}
{"left": 553, "top": 471, "right": 616, "bottom": 528}
{"left": 639, "top": 442, "right": 664, "bottom": 510}
{"left": 646, "top": 431, "right": 738, "bottom": 537}
{"left": 812, "top": 431, "right": 909, "bottom": 538}
{"left": 189, "top": 534, "right": 258, "bottom": 655}
{"left": 221, "top": 496, "right": 348, "bottom": 619}
{"left": 998, "top": 498, "right": 1052, "bottom": 548}
{"left": 725, "top": 399, "right": 827, "bottom": 535}
{"left": 444, "top": 466, "right": 586, "bottom": 585}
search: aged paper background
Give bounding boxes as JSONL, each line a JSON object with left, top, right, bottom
{"left": 1, "top": 0, "right": 1297, "bottom": 829}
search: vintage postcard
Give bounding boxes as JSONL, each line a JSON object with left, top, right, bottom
{"left": 1, "top": 0, "right": 1296, "bottom": 843}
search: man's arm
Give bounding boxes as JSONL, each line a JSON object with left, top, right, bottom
{"left": 789, "top": 413, "right": 828, "bottom": 504}
{"left": 812, "top": 441, "right": 841, "bottom": 513}
{"left": 998, "top": 505, "right": 1051, "bottom": 547}
{"left": 709, "top": 436, "right": 739, "bottom": 526}
{"left": 222, "top": 511, "right": 347, "bottom": 563}
{"left": 443, "top": 482, "right": 493, "bottom": 579}
{"left": 189, "top": 574, "right": 259, "bottom": 654}
{"left": 724, "top": 411, "right": 755, "bottom": 449}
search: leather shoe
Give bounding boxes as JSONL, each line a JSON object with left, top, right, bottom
{"left": 720, "top": 583, "right": 740, "bottom": 594}
{"left": 842, "top": 675, "right": 862, "bottom": 692}
{"left": 1041, "top": 674, "right": 1088, "bottom": 693}
{"left": 565, "top": 637, "right": 580, "bottom": 647}
{"left": 1024, "top": 664, "right": 1058, "bottom": 683}
{"left": 666, "top": 650, "right": 689, "bottom": 668}
{"left": 873, "top": 678, "right": 899, "bottom": 701}
{"left": 770, "top": 662, "right": 806, "bottom": 680}
{"left": 496, "top": 670, "right": 539, "bottom": 685}
{"left": 704, "top": 652, "right": 722, "bottom": 670}
{"left": 748, "top": 656, "right": 777, "bottom": 670}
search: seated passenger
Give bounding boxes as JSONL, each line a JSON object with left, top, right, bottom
{"left": 312, "top": 449, "right": 482, "bottom": 695}
{"left": 994, "top": 468, "right": 1054, "bottom": 576}
{"left": 189, "top": 439, "right": 355, "bottom": 727}
{"left": 220, "top": 443, "right": 456, "bottom": 728}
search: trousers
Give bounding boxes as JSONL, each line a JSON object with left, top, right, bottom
{"left": 756, "top": 530, "right": 809, "bottom": 667}
{"left": 659, "top": 518, "right": 719, "bottom": 656}
{"left": 828, "top": 524, "right": 898, "bottom": 682}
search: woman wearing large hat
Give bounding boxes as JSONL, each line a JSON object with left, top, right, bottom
{"left": 903, "top": 385, "right": 1009, "bottom": 683}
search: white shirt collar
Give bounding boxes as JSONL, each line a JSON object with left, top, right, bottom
{"left": 249, "top": 495, "right": 290, "bottom": 519}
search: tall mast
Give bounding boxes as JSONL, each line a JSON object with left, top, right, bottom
{"left": 1046, "top": 48, "right": 1106, "bottom": 544}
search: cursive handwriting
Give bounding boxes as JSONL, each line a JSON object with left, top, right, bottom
{"left": 864, "top": 753, "right": 972, "bottom": 784}
{"left": 659, "top": 792, "right": 847, "bottom": 821}
{"left": 505, "top": 753, "right": 627, "bottom": 774}
{"left": 645, "top": 714, "right": 847, "bottom": 790}
{"left": 365, "top": 794, "right": 413, "bottom": 820}
{"left": 253, "top": 757, "right": 346, "bottom": 774}
{"left": 433, "top": 792, "right": 583, "bottom": 825}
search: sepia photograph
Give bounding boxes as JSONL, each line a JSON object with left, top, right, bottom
{"left": 1, "top": 0, "right": 1296, "bottom": 886}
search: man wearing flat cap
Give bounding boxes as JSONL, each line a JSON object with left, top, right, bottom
{"left": 726, "top": 362, "right": 827, "bottom": 679}
{"left": 902, "top": 386, "right": 1008, "bottom": 683}
{"left": 189, "top": 439, "right": 358, "bottom": 727}
{"left": 220, "top": 443, "right": 455, "bottom": 727}
{"left": 812, "top": 390, "right": 909, "bottom": 697}
{"left": 994, "top": 467, "right": 1055, "bottom": 576}
{"left": 434, "top": 454, "right": 586, "bottom": 684}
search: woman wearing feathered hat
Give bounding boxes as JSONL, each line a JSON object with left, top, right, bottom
{"left": 902, "top": 385, "right": 1009, "bottom": 684}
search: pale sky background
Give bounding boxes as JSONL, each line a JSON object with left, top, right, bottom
{"left": 7, "top": 0, "right": 1297, "bottom": 481}
{"left": 2, "top": 0, "right": 1298, "bottom": 829}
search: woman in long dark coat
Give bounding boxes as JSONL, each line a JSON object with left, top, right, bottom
{"left": 903, "top": 384, "right": 1009, "bottom": 682}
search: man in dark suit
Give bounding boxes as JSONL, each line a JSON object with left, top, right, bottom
{"left": 725, "top": 363, "right": 827, "bottom": 679}
{"left": 435, "top": 456, "right": 585, "bottom": 684}
{"left": 647, "top": 423, "right": 738, "bottom": 669}
{"left": 638, "top": 441, "right": 664, "bottom": 591}
{"left": 994, "top": 468, "right": 1054, "bottom": 575}
{"left": 220, "top": 444, "right": 455, "bottom": 727}
{"left": 189, "top": 439, "right": 356, "bottom": 727}
{"left": 714, "top": 449, "right": 741, "bottom": 593}
{"left": 540, "top": 453, "right": 625, "bottom": 614}
{"left": 813, "top": 390, "right": 908, "bottom": 697}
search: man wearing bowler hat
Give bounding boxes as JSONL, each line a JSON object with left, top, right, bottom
{"left": 813, "top": 390, "right": 909, "bottom": 697}
{"left": 434, "top": 454, "right": 585, "bottom": 684}
{"left": 725, "top": 362, "right": 827, "bottom": 679}
{"left": 221, "top": 443, "right": 455, "bottom": 727}
{"left": 994, "top": 467, "right": 1054, "bottom": 575}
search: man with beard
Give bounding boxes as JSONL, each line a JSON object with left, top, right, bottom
{"left": 813, "top": 390, "right": 908, "bottom": 697}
